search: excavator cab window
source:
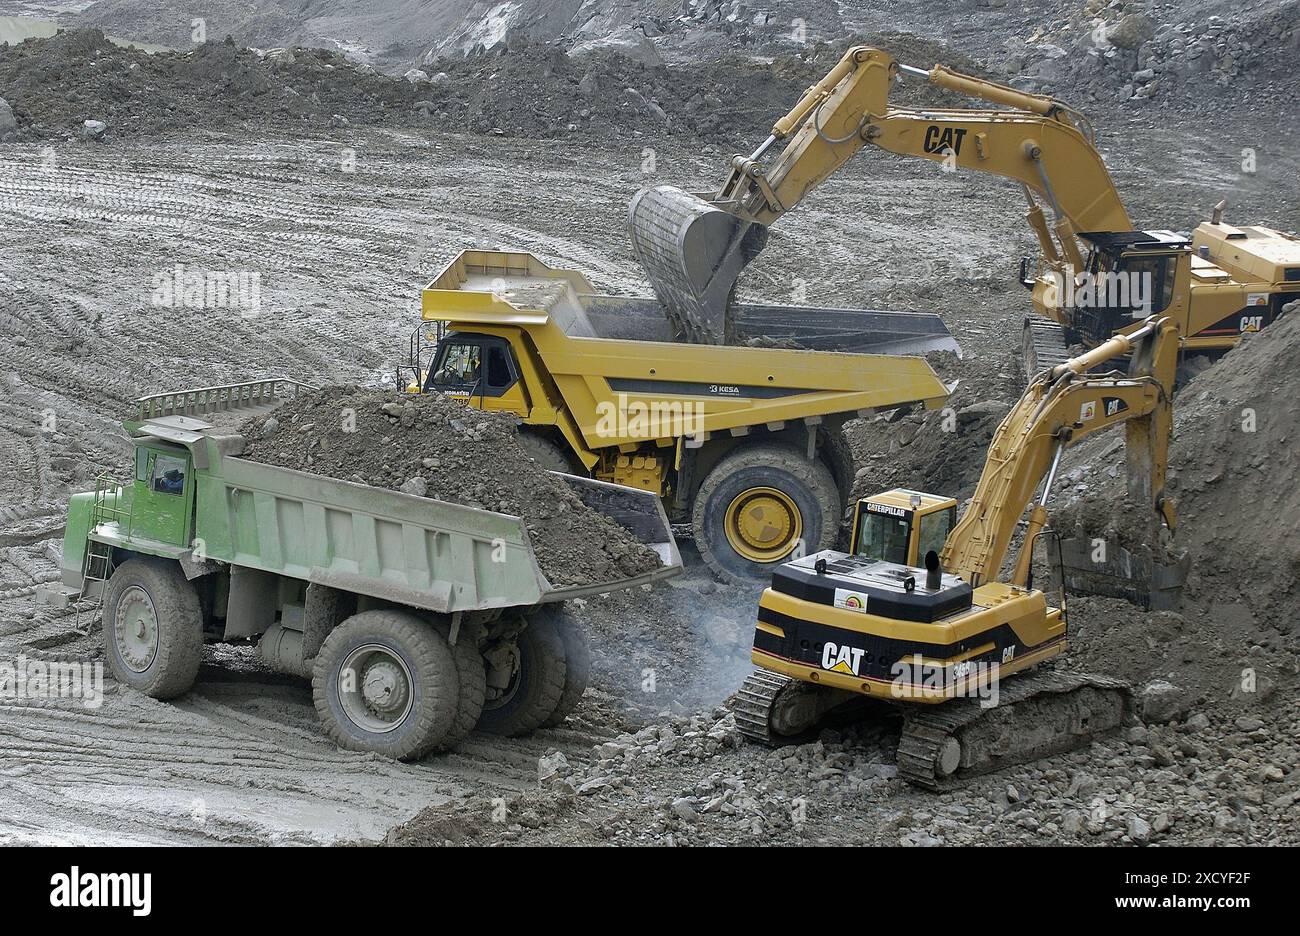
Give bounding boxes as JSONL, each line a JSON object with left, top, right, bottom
{"left": 854, "top": 509, "right": 911, "bottom": 565}
{"left": 1075, "top": 245, "right": 1177, "bottom": 340}
{"left": 1112, "top": 252, "right": 1176, "bottom": 315}
{"left": 916, "top": 507, "right": 956, "bottom": 564}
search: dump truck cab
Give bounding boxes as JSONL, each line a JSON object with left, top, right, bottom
{"left": 421, "top": 330, "right": 532, "bottom": 415}
{"left": 126, "top": 440, "right": 197, "bottom": 547}
{"left": 849, "top": 489, "right": 958, "bottom": 568}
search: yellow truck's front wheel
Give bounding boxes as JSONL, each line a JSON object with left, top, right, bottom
{"left": 693, "top": 443, "right": 840, "bottom": 585}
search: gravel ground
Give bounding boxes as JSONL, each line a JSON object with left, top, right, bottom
{"left": 0, "top": 3, "right": 1297, "bottom": 845}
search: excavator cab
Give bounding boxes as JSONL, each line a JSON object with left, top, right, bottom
{"left": 1068, "top": 231, "right": 1187, "bottom": 344}
{"left": 849, "top": 489, "right": 958, "bottom": 568}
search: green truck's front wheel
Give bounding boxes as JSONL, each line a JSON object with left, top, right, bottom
{"left": 313, "top": 610, "right": 461, "bottom": 760}
{"left": 103, "top": 559, "right": 205, "bottom": 700}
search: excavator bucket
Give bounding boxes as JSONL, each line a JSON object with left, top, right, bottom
{"left": 629, "top": 185, "right": 959, "bottom": 357}
{"left": 628, "top": 185, "right": 763, "bottom": 345}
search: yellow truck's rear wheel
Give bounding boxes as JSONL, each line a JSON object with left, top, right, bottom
{"left": 724, "top": 486, "right": 803, "bottom": 563}
{"left": 693, "top": 443, "right": 840, "bottom": 584}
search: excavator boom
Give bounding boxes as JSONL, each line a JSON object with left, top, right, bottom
{"left": 941, "top": 316, "right": 1178, "bottom": 586}
{"left": 629, "top": 46, "right": 1131, "bottom": 343}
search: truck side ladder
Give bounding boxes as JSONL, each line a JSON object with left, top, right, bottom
{"left": 74, "top": 475, "right": 133, "bottom": 632}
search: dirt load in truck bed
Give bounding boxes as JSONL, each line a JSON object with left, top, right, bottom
{"left": 237, "top": 386, "right": 661, "bottom": 588}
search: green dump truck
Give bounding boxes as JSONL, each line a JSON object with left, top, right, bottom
{"left": 42, "top": 378, "right": 681, "bottom": 759}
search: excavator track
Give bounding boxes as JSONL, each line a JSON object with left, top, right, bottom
{"left": 736, "top": 668, "right": 1130, "bottom": 788}
{"left": 733, "top": 669, "right": 854, "bottom": 744}
{"left": 733, "top": 670, "right": 794, "bottom": 744}
{"left": 896, "top": 669, "right": 1130, "bottom": 791}
{"left": 1022, "top": 316, "right": 1073, "bottom": 378}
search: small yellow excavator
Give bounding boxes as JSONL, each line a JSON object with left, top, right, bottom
{"left": 629, "top": 46, "right": 1300, "bottom": 368}
{"left": 734, "top": 315, "right": 1180, "bottom": 788}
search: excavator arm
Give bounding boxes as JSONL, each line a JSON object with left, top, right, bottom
{"left": 939, "top": 316, "right": 1178, "bottom": 587}
{"left": 630, "top": 46, "right": 1132, "bottom": 343}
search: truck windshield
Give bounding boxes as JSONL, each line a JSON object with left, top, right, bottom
{"left": 855, "top": 510, "right": 910, "bottom": 565}
{"left": 429, "top": 342, "right": 481, "bottom": 388}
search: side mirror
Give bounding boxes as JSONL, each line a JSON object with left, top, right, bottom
{"left": 1018, "top": 256, "right": 1035, "bottom": 290}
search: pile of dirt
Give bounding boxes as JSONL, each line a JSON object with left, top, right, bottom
{"left": 408, "top": 31, "right": 983, "bottom": 145}
{"left": 0, "top": 29, "right": 421, "bottom": 139}
{"left": 1007, "top": 0, "right": 1300, "bottom": 110}
{"left": 237, "top": 386, "right": 661, "bottom": 588}
{"left": 406, "top": 41, "right": 808, "bottom": 145}
{"left": 0, "top": 27, "right": 982, "bottom": 146}
{"left": 1161, "top": 316, "right": 1300, "bottom": 621}
{"left": 1042, "top": 311, "right": 1300, "bottom": 711}
{"left": 845, "top": 351, "right": 1022, "bottom": 508}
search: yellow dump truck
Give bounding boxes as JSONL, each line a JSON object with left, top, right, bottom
{"left": 406, "top": 250, "right": 955, "bottom": 583}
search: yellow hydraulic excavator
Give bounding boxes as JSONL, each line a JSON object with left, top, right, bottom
{"left": 733, "top": 315, "right": 1181, "bottom": 788}
{"left": 629, "top": 46, "right": 1300, "bottom": 369}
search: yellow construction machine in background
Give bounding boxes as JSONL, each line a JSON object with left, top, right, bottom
{"left": 628, "top": 46, "right": 1300, "bottom": 372}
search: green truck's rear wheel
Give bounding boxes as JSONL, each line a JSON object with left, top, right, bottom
{"left": 103, "top": 558, "right": 204, "bottom": 700}
{"left": 478, "top": 614, "right": 567, "bottom": 737}
{"left": 312, "top": 610, "right": 460, "bottom": 760}
{"left": 540, "top": 605, "right": 591, "bottom": 728}
{"left": 693, "top": 443, "right": 840, "bottom": 585}
{"left": 432, "top": 625, "right": 488, "bottom": 751}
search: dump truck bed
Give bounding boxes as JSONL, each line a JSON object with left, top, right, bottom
{"left": 60, "top": 383, "right": 681, "bottom": 614}
{"left": 582, "top": 296, "right": 960, "bottom": 355}
{"left": 425, "top": 249, "right": 958, "bottom": 356}
{"left": 421, "top": 251, "right": 955, "bottom": 450}
{"left": 185, "top": 444, "right": 680, "bottom": 611}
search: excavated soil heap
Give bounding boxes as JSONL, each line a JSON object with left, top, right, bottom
{"left": 238, "top": 386, "right": 661, "bottom": 588}
{"left": 0, "top": 28, "right": 981, "bottom": 144}
{"left": 1160, "top": 314, "right": 1300, "bottom": 619}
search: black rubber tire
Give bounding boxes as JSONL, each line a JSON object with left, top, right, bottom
{"left": 515, "top": 429, "right": 577, "bottom": 473}
{"left": 312, "top": 609, "right": 459, "bottom": 760}
{"left": 541, "top": 605, "right": 591, "bottom": 728}
{"left": 103, "top": 558, "right": 204, "bottom": 700}
{"left": 477, "top": 614, "right": 567, "bottom": 737}
{"left": 433, "top": 625, "right": 487, "bottom": 751}
{"left": 692, "top": 442, "right": 840, "bottom": 585}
